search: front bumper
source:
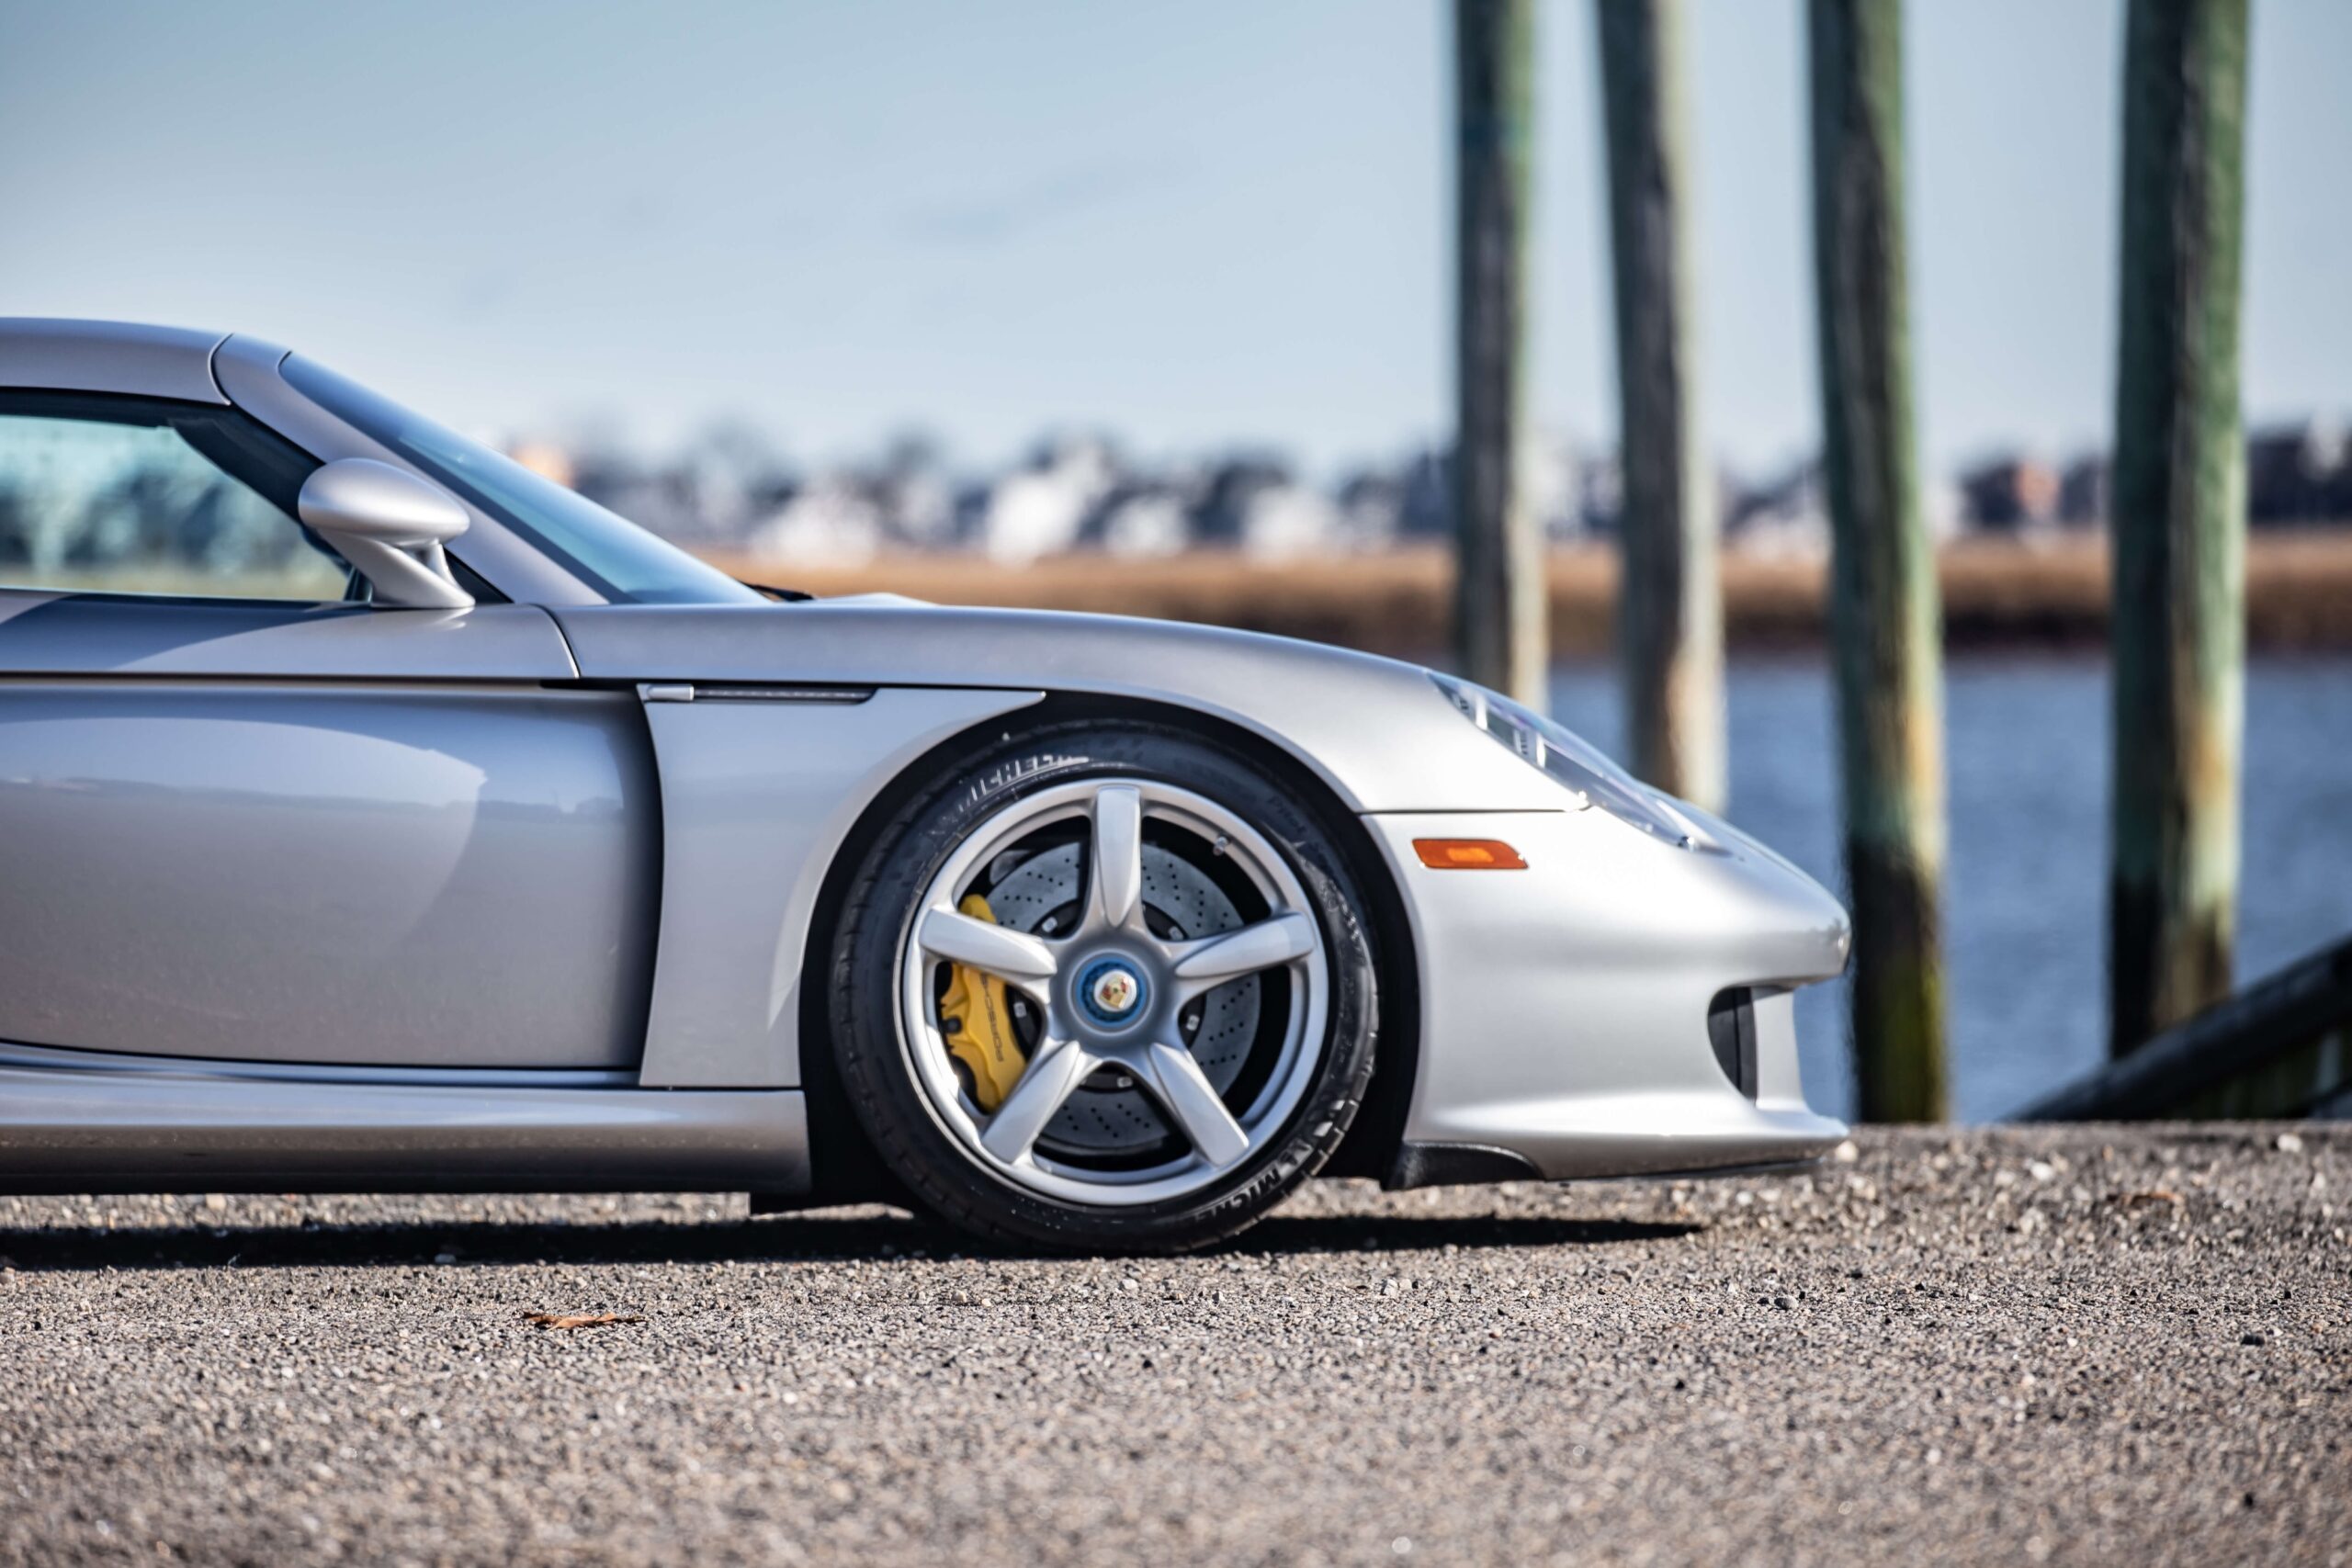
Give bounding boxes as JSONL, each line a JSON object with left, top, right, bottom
{"left": 1363, "top": 807, "right": 1850, "bottom": 1182}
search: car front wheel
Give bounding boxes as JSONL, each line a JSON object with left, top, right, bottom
{"left": 829, "top": 719, "right": 1378, "bottom": 1252}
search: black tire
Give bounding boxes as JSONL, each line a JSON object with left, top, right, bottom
{"left": 827, "top": 716, "right": 1379, "bottom": 1253}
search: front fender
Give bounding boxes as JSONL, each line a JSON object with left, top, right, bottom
{"left": 634, "top": 684, "right": 1043, "bottom": 1088}
{"left": 550, "top": 603, "right": 1565, "bottom": 816}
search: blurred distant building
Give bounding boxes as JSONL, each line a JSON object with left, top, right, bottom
{"left": 1235, "top": 479, "right": 1342, "bottom": 558}
{"left": 1957, "top": 455, "right": 2061, "bottom": 533}
{"left": 736, "top": 434, "right": 960, "bottom": 562}
{"left": 1523, "top": 434, "right": 1586, "bottom": 542}
{"left": 1090, "top": 479, "right": 1193, "bottom": 557}
{"left": 2039, "top": 422, "right": 2348, "bottom": 531}
{"left": 1724, "top": 458, "right": 1826, "bottom": 553}
{"left": 1396, "top": 449, "right": 1453, "bottom": 540}
{"left": 1329, "top": 436, "right": 1584, "bottom": 547}
{"left": 1187, "top": 456, "right": 1284, "bottom": 548}
{"left": 1924, "top": 476, "right": 1964, "bottom": 542}
{"left": 1333, "top": 467, "right": 1407, "bottom": 547}
{"left": 976, "top": 434, "right": 1117, "bottom": 563}
{"left": 2247, "top": 419, "right": 2350, "bottom": 526}
{"left": 549, "top": 420, "right": 796, "bottom": 551}
{"left": 869, "top": 433, "right": 960, "bottom": 549}
{"left": 2057, "top": 455, "right": 2109, "bottom": 527}
{"left": 503, "top": 406, "right": 2348, "bottom": 561}
{"left": 1177, "top": 456, "right": 1340, "bottom": 557}
{"left": 1573, "top": 449, "right": 1622, "bottom": 536}
{"left": 746, "top": 473, "right": 887, "bottom": 563}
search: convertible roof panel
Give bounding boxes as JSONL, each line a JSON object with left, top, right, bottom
{"left": 0, "top": 318, "right": 230, "bottom": 405}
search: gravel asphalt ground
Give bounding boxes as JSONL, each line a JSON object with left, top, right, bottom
{"left": 1, "top": 1125, "right": 2346, "bottom": 1567}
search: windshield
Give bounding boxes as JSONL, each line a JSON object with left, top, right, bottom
{"left": 281, "top": 355, "right": 763, "bottom": 605}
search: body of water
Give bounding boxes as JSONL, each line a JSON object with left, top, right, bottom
{"left": 1547, "top": 654, "right": 2352, "bottom": 1122}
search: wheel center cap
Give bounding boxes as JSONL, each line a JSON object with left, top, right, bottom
{"left": 1092, "top": 968, "right": 1138, "bottom": 1014}
{"left": 1078, "top": 958, "right": 1148, "bottom": 1028}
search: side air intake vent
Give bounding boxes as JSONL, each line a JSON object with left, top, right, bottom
{"left": 1707, "top": 987, "right": 1760, "bottom": 1100}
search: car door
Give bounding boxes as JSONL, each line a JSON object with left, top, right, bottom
{"left": 0, "top": 389, "right": 659, "bottom": 1069}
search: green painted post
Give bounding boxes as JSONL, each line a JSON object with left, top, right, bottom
{"left": 1598, "top": 0, "right": 1725, "bottom": 812}
{"left": 1807, "top": 0, "right": 1948, "bottom": 1122}
{"left": 1453, "top": 0, "right": 1546, "bottom": 706}
{"left": 2109, "top": 0, "right": 2249, "bottom": 1056}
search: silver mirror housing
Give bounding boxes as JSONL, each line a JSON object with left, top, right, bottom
{"left": 297, "top": 457, "right": 474, "bottom": 608}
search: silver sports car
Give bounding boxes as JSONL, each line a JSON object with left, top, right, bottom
{"left": 0, "top": 318, "right": 1850, "bottom": 1252}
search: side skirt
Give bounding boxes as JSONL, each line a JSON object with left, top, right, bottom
{"left": 0, "top": 1042, "right": 808, "bottom": 1196}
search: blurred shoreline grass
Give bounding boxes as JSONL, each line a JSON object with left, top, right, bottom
{"left": 699, "top": 533, "right": 2352, "bottom": 658}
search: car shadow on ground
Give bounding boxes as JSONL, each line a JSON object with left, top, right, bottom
{"left": 0, "top": 1210, "right": 1698, "bottom": 1273}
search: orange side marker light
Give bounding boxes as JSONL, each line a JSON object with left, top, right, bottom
{"left": 1412, "top": 838, "right": 1528, "bottom": 870}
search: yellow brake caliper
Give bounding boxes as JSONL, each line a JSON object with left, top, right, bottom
{"left": 939, "top": 893, "right": 1030, "bottom": 1111}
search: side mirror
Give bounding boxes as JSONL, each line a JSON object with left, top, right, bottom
{"left": 297, "top": 458, "right": 475, "bottom": 609}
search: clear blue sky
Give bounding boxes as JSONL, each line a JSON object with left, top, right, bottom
{"left": 1, "top": 0, "right": 2343, "bottom": 479}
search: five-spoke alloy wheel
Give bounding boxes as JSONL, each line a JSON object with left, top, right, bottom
{"left": 831, "top": 719, "right": 1378, "bottom": 1252}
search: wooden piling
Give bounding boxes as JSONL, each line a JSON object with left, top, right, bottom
{"left": 1807, "top": 0, "right": 1948, "bottom": 1122}
{"left": 1452, "top": 0, "right": 1546, "bottom": 705}
{"left": 2109, "top": 0, "right": 2250, "bottom": 1056}
{"left": 1598, "top": 0, "right": 1725, "bottom": 811}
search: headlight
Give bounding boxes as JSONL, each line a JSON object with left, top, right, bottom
{"left": 1429, "top": 672, "right": 1699, "bottom": 849}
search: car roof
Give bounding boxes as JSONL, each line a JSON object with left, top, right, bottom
{"left": 0, "top": 317, "right": 232, "bottom": 405}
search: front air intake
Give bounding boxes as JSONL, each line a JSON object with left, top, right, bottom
{"left": 1707, "top": 987, "right": 1760, "bottom": 1100}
